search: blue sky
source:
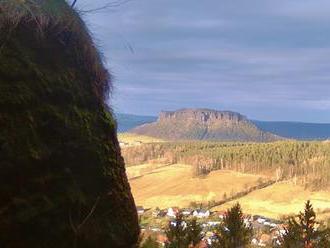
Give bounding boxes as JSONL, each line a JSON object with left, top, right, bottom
{"left": 77, "top": 0, "right": 330, "bottom": 122}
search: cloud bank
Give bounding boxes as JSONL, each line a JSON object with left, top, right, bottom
{"left": 77, "top": 0, "right": 330, "bottom": 122}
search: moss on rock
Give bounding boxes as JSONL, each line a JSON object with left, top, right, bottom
{"left": 0, "top": 1, "right": 139, "bottom": 247}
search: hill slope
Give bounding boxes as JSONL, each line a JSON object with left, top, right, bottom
{"left": 127, "top": 164, "right": 266, "bottom": 208}
{"left": 130, "top": 109, "right": 280, "bottom": 142}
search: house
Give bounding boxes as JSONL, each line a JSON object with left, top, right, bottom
{"left": 156, "top": 234, "right": 168, "bottom": 246}
{"left": 153, "top": 208, "right": 168, "bottom": 217}
{"left": 252, "top": 238, "right": 258, "bottom": 245}
{"left": 193, "top": 209, "right": 210, "bottom": 218}
{"left": 243, "top": 215, "right": 252, "bottom": 227}
{"left": 253, "top": 215, "right": 263, "bottom": 221}
{"left": 259, "top": 234, "right": 271, "bottom": 246}
{"left": 170, "top": 220, "right": 187, "bottom": 229}
{"left": 257, "top": 217, "right": 266, "bottom": 224}
{"left": 275, "top": 224, "right": 287, "bottom": 237}
{"left": 207, "top": 221, "right": 221, "bottom": 227}
{"left": 217, "top": 211, "right": 227, "bottom": 219}
{"left": 150, "top": 227, "right": 161, "bottom": 232}
{"left": 167, "top": 207, "right": 180, "bottom": 218}
{"left": 136, "top": 206, "right": 145, "bottom": 215}
{"left": 204, "top": 233, "right": 218, "bottom": 246}
{"left": 119, "top": 142, "right": 129, "bottom": 148}
{"left": 181, "top": 208, "right": 193, "bottom": 216}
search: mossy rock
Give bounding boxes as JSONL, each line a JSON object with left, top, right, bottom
{"left": 0, "top": 1, "right": 139, "bottom": 247}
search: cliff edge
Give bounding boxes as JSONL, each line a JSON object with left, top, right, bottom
{"left": 131, "top": 108, "right": 281, "bottom": 142}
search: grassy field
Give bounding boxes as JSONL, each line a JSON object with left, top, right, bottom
{"left": 127, "top": 163, "right": 267, "bottom": 209}
{"left": 123, "top": 135, "right": 330, "bottom": 220}
{"left": 127, "top": 163, "right": 330, "bottom": 220}
{"left": 118, "top": 132, "right": 164, "bottom": 145}
{"left": 212, "top": 181, "right": 330, "bottom": 220}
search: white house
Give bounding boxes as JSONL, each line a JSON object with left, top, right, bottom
{"left": 181, "top": 208, "right": 193, "bottom": 216}
{"left": 207, "top": 221, "right": 221, "bottom": 226}
{"left": 193, "top": 209, "right": 210, "bottom": 218}
{"left": 257, "top": 218, "right": 266, "bottom": 224}
{"left": 170, "top": 221, "right": 187, "bottom": 229}
{"left": 167, "top": 207, "right": 179, "bottom": 218}
{"left": 136, "top": 206, "right": 145, "bottom": 215}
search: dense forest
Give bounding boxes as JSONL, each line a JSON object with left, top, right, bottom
{"left": 122, "top": 141, "right": 330, "bottom": 189}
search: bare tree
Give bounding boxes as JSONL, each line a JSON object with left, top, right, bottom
{"left": 71, "top": 0, "right": 132, "bottom": 12}
{"left": 71, "top": 0, "right": 78, "bottom": 7}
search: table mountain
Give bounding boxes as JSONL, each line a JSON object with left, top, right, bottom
{"left": 131, "top": 109, "right": 281, "bottom": 142}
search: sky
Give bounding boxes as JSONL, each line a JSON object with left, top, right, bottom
{"left": 76, "top": 0, "right": 330, "bottom": 122}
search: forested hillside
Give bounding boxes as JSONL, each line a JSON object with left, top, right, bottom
{"left": 122, "top": 141, "right": 330, "bottom": 189}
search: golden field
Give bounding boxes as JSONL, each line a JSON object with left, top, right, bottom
{"left": 212, "top": 181, "right": 330, "bottom": 220}
{"left": 118, "top": 132, "right": 164, "bottom": 145}
{"left": 127, "top": 163, "right": 267, "bottom": 209}
{"left": 123, "top": 134, "right": 330, "bottom": 220}
{"left": 127, "top": 163, "right": 330, "bottom": 220}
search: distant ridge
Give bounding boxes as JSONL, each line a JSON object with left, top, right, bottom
{"left": 129, "top": 109, "right": 281, "bottom": 142}
{"left": 253, "top": 120, "right": 330, "bottom": 140}
{"left": 117, "top": 113, "right": 330, "bottom": 140}
{"left": 116, "top": 113, "right": 157, "bottom": 132}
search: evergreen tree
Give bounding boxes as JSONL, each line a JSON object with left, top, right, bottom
{"left": 165, "top": 213, "right": 188, "bottom": 248}
{"left": 186, "top": 218, "right": 203, "bottom": 247}
{"left": 300, "top": 200, "right": 318, "bottom": 247}
{"left": 281, "top": 200, "right": 326, "bottom": 248}
{"left": 281, "top": 217, "right": 304, "bottom": 247}
{"left": 213, "top": 203, "right": 252, "bottom": 248}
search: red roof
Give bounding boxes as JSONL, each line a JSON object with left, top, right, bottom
{"left": 157, "top": 234, "right": 168, "bottom": 243}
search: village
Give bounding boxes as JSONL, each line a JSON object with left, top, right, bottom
{"left": 137, "top": 205, "right": 286, "bottom": 247}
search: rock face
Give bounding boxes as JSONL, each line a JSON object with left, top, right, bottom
{"left": 131, "top": 109, "right": 280, "bottom": 142}
{"left": 0, "top": 1, "right": 139, "bottom": 247}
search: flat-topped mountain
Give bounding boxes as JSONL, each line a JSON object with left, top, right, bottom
{"left": 130, "top": 108, "right": 281, "bottom": 142}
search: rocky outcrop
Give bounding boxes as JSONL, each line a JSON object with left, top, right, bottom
{"left": 159, "top": 109, "right": 246, "bottom": 123}
{"left": 0, "top": 1, "right": 139, "bottom": 247}
{"left": 131, "top": 109, "right": 281, "bottom": 142}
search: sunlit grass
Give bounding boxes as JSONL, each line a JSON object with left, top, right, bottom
{"left": 118, "top": 132, "right": 165, "bottom": 144}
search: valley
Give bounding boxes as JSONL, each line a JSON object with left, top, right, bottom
{"left": 126, "top": 162, "right": 330, "bottom": 221}
{"left": 120, "top": 133, "right": 330, "bottom": 221}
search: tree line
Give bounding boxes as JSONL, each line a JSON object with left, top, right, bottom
{"left": 122, "top": 141, "right": 330, "bottom": 189}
